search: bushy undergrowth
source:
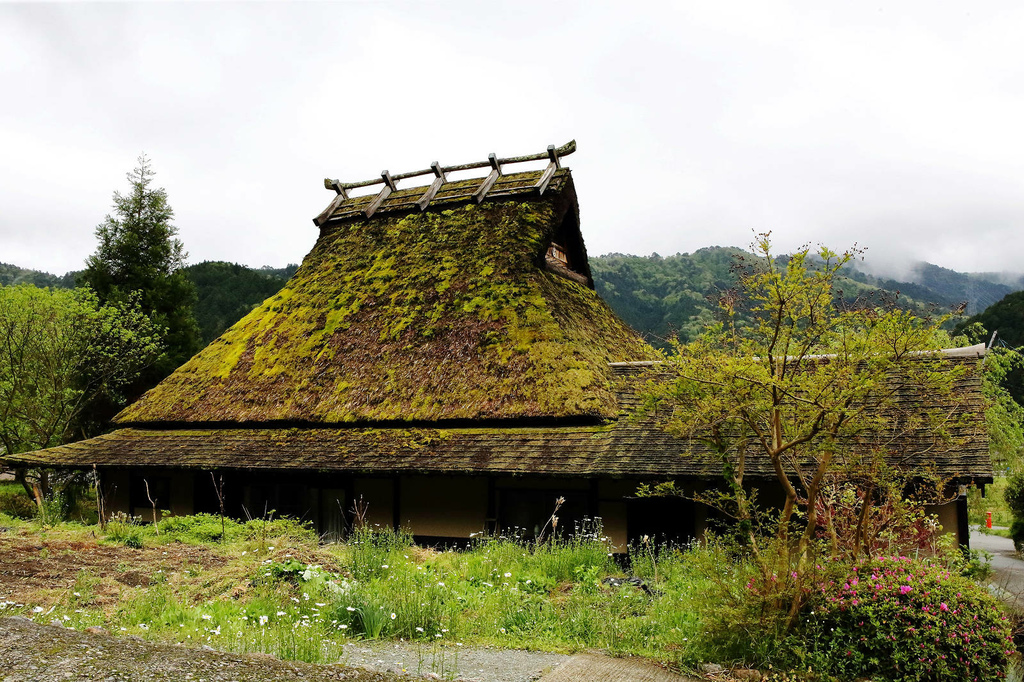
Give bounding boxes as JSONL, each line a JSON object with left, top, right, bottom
{"left": 99, "top": 512, "right": 316, "bottom": 548}
{"left": 0, "top": 482, "right": 36, "bottom": 519}
{"left": 9, "top": 515, "right": 1016, "bottom": 680}
{"left": 800, "top": 556, "right": 1015, "bottom": 681}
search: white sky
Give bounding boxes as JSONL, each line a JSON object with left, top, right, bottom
{"left": 3, "top": 1, "right": 1024, "bottom": 276}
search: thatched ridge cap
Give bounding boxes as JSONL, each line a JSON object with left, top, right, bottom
{"left": 315, "top": 141, "right": 577, "bottom": 226}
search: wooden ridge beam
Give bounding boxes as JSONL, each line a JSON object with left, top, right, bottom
{"left": 324, "top": 140, "right": 576, "bottom": 193}
{"left": 415, "top": 161, "right": 447, "bottom": 211}
{"left": 472, "top": 153, "right": 502, "bottom": 204}
{"left": 313, "top": 192, "right": 349, "bottom": 226}
{"left": 536, "top": 145, "right": 562, "bottom": 196}
{"left": 364, "top": 171, "right": 395, "bottom": 218}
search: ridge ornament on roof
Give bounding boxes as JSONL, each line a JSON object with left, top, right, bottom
{"left": 315, "top": 140, "right": 577, "bottom": 225}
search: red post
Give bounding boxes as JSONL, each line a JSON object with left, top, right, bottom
{"left": 987, "top": 511, "right": 993, "bottom": 529}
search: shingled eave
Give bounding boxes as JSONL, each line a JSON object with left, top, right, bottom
{"left": 6, "top": 360, "right": 993, "bottom": 484}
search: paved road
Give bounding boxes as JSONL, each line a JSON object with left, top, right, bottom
{"left": 970, "top": 529, "right": 1024, "bottom": 609}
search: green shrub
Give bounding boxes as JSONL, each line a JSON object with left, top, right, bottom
{"left": 1004, "top": 474, "right": 1024, "bottom": 519}
{"left": 1011, "top": 518, "right": 1024, "bottom": 554}
{"left": 0, "top": 483, "right": 36, "bottom": 519}
{"left": 801, "top": 556, "right": 1015, "bottom": 682}
{"left": 105, "top": 512, "right": 145, "bottom": 548}
{"left": 155, "top": 513, "right": 314, "bottom": 545}
{"left": 159, "top": 513, "right": 239, "bottom": 542}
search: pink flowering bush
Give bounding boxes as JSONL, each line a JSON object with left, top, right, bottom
{"left": 800, "top": 556, "right": 1015, "bottom": 681}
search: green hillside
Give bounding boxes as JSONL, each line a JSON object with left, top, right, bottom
{"left": 4, "top": 252, "right": 1019, "bottom": 349}
{"left": 184, "top": 261, "right": 298, "bottom": 344}
{"left": 588, "top": 248, "right": 1011, "bottom": 346}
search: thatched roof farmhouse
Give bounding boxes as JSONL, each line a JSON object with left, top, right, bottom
{"left": 4, "top": 142, "right": 993, "bottom": 548}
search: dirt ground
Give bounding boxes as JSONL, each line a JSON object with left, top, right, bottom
{"left": 0, "top": 528, "right": 229, "bottom": 611}
{"left": 0, "top": 526, "right": 703, "bottom": 682}
{"left": 0, "top": 616, "right": 402, "bottom": 682}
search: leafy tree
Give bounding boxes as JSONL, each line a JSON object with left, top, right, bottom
{"left": 80, "top": 154, "right": 200, "bottom": 382}
{"left": 0, "top": 285, "right": 161, "bottom": 501}
{"left": 645, "top": 236, "right": 970, "bottom": 626}
{"left": 590, "top": 248, "right": 972, "bottom": 348}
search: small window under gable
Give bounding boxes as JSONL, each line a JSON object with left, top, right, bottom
{"left": 547, "top": 242, "right": 569, "bottom": 266}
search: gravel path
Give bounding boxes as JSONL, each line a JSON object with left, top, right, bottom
{"left": 0, "top": 616, "right": 574, "bottom": 682}
{"left": 340, "top": 640, "right": 569, "bottom": 681}
{"left": 0, "top": 616, "right": 397, "bottom": 682}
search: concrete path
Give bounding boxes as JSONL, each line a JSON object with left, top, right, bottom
{"left": 970, "top": 528, "right": 1024, "bottom": 609}
{"left": 539, "top": 653, "right": 698, "bottom": 682}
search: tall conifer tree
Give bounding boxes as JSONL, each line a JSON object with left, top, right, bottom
{"left": 81, "top": 154, "right": 200, "bottom": 388}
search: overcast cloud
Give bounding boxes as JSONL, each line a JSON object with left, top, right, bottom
{"left": 3, "top": 1, "right": 1024, "bottom": 276}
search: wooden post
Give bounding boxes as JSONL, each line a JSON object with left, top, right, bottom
{"left": 535, "top": 145, "right": 560, "bottom": 196}
{"left": 473, "top": 153, "right": 502, "bottom": 203}
{"left": 210, "top": 471, "right": 226, "bottom": 542}
{"left": 364, "top": 171, "right": 395, "bottom": 218}
{"left": 415, "top": 161, "right": 447, "bottom": 211}
{"left": 143, "top": 478, "right": 159, "bottom": 535}
{"left": 93, "top": 464, "right": 105, "bottom": 530}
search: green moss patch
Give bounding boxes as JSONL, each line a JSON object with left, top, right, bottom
{"left": 118, "top": 195, "right": 656, "bottom": 425}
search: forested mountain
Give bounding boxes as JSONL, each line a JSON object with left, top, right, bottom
{"left": 955, "top": 291, "right": 1024, "bottom": 349}
{"left": 0, "top": 262, "right": 76, "bottom": 289}
{"left": 4, "top": 252, "right": 1020, "bottom": 349}
{"left": 185, "top": 261, "right": 298, "bottom": 344}
{"left": 590, "top": 248, "right": 1023, "bottom": 347}
{"left": 861, "top": 262, "right": 1022, "bottom": 315}
{"left": 590, "top": 248, "right": 746, "bottom": 345}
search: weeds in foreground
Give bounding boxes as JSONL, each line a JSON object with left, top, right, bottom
{"left": 1, "top": 513, "right": 1014, "bottom": 681}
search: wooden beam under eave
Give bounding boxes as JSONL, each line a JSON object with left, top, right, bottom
{"left": 364, "top": 185, "right": 392, "bottom": 218}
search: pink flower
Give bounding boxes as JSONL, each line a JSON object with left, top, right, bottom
{"left": 940, "top": 603, "right": 949, "bottom": 612}
{"left": 900, "top": 585, "right": 912, "bottom": 595}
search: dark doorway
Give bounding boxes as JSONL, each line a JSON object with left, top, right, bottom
{"left": 627, "top": 496, "right": 694, "bottom": 546}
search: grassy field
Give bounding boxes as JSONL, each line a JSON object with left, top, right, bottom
{"left": 969, "top": 477, "right": 1015, "bottom": 529}
{"left": 0, "top": 505, "right": 730, "bottom": 672}
{"left": 1, "top": 482, "right": 1016, "bottom": 680}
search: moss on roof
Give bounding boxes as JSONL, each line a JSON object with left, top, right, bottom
{"left": 8, "top": 361, "right": 992, "bottom": 482}
{"left": 117, "top": 175, "right": 656, "bottom": 425}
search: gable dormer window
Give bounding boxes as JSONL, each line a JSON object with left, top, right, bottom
{"left": 547, "top": 243, "right": 569, "bottom": 266}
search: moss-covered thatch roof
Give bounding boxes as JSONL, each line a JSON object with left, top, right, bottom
{"left": 116, "top": 169, "right": 657, "bottom": 426}
{"left": 7, "top": 362, "right": 992, "bottom": 482}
